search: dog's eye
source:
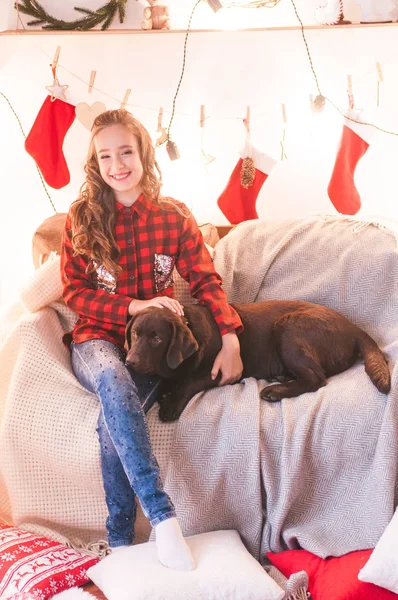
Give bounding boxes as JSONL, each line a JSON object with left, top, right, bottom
{"left": 152, "top": 335, "right": 162, "bottom": 345}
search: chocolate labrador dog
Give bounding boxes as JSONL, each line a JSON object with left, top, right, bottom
{"left": 124, "top": 301, "right": 390, "bottom": 422}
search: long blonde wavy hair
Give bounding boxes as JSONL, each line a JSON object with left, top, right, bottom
{"left": 69, "top": 109, "right": 182, "bottom": 278}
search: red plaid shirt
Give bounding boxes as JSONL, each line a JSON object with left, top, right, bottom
{"left": 61, "top": 194, "right": 243, "bottom": 350}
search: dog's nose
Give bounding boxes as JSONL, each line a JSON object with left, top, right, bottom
{"left": 125, "top": 358, "right": 138, "bottom": 368}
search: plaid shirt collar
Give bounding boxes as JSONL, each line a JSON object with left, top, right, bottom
{"left": 115, "top": 193, "right": 152, "bottom": 223}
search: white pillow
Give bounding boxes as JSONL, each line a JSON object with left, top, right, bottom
{"left": 87, "top": 530, "right": 284, "bottom": 600}
{"left": 358, "top": 506, "right": 398, "bottom": 593}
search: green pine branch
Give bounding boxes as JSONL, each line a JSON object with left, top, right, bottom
{"left": 15, "top": 0, "right": 129, "bottom": 31}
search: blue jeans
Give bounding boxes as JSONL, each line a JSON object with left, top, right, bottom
{"left": 71, "top": 339, "right": 176, "bottom": 548}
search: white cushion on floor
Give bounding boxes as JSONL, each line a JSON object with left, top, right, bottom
{"left": 87, "top": 529, "right": 284, "bottom": 600}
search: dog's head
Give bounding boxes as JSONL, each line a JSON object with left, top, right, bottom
{"left": 124, "top": 306, "right": 199, "bottom": 378}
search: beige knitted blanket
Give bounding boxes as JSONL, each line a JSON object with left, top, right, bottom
{"left": 1, "top": 215, "right": 398, "bottom": 566}
{"left": 159, "top": 215, "right": 398, "bottom": 559}
{"left": 0, "top": 256, "right": 176, "bottom": 551}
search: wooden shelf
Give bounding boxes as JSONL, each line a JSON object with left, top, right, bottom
{"left": 1, "top": 21, "right": 398, "bottom": 35}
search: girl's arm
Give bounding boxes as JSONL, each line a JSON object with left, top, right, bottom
{"left": 60, "top": 214, "right": 131, "bottom": 326}
{"left": 175, "top": 213, "right": 243, "bottom": 337}
{"left": 62, "top": 213, "right": 187, "bottom": 324}
{"left": 176, "top": 213, "right": 244, "bottom": 385}
{"left": 211, "top": 331, "right": 243, "bottom": 386}
{"left": 128, "top": 296, "right": 184, "bottom": 316}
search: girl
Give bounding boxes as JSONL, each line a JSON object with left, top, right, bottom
{"left": 60, "top": 109, "right": 243, "bottom": 570}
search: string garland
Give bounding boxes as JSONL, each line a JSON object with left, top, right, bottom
{"left": 39, "top": 42, "right": 398, "bottom": 134}
{"left": 160, "top": 0, "right": 398, "bottom": 141}
{"left": 13, "top": 0, "right": 398, "bottom": 139}
{"left": 14, "top": 0, "right": 129, "bottom": 31}
{"left": 3, "top": 0, "right": 398, "bottom": 213}
{"left": 289, "top": 0, "right": 398, "bottom": 137}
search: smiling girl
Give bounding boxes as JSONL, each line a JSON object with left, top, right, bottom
{"left": 60, "top": 109, "right": 243, "bottom": 570}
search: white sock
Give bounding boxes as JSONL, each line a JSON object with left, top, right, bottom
{"left": 155, "top": 517, "right": 195, "bottom": 571}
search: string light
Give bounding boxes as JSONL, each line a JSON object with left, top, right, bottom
{"left": 312, "top": 94, "right": 326, "bottom": 113}
{"left": 289, "top": 0, "right": 398, "bottom": 137}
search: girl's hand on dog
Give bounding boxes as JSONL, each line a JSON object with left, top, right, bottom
{"left": 128, "top": 297, "right": 184, "bottom": 317}
{"left": 211, "top": 332, "right": 243, "bottom": 386}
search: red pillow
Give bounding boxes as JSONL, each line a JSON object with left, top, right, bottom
{"left": 0, "top": 523, "right": 99, "bottom": 599}
{"left": 267, "top": 549, "right": 398, "bottom": 600}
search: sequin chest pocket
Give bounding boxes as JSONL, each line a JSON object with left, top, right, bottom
{"left": 154, "top": 253, "right": 176, "bottom": 292}
{"left": 91, "top": 261, "right": 117, "bottom": 294}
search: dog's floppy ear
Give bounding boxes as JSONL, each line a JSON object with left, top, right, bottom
{"left": 124, "top": 316, "right": 136, "bottom": 353}
{"left": 166, "top": 320, "right": 199, "bottom": 370}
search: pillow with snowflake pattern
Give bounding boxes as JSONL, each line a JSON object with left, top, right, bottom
{"left": 0, "top": 523, "right": 98, "bottom": 599}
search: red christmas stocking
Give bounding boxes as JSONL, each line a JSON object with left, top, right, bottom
{"left": 25, "top": 96, "right": 76, "bottom": 189}
{"left": 217, "top": 146, "right": 278, "bottom": 224}
{"left": 327, "top": 116, "right": 373, "bottom": 216}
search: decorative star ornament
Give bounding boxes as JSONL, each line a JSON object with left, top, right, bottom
{"left": 201, "top": 148, "right": 216, "bottom": 166}
{"left": 200, "top": 129, "right": 215, "bottom": 167}
{"left": 46, "top": 77, "right": 69, "bottom": 102}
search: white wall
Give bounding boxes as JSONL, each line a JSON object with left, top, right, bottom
{"left": 1, "top": 0, "right": 398, "bottom": 306}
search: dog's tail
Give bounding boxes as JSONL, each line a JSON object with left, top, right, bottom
{"left": 357, "top": 332, "right": 391, "bottom": 394}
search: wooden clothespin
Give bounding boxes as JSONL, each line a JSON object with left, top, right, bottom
{"left": 376, "top": 62, "right": 383, "bottom": 107}
{"left": 121, "top": 89, "right": 131, "bottom": 109}
{"left": 157, "top": 107, "right": 164, "bottom": 132}
{"left": 156, "top": 107, "right": 168, "bottom": 146}
{"left": 46, "top": 46, "right": 68, "bottom": 102}
{"left": 199, "top": 105, "right": 215, "bottom": 167}
{"left": 200, "top": 105, "right": 206, "bottom": 128}
{"left": 50, "top": 46, "right": 61, "bottom": 78}
{"left": 281, "top": 103, "right": 287, "bottom": 124}
{"left": 347, "top": 75, "right": 354, "bottom": 109}
{"left": 313, "top": 94, "right": 326, "bottom": 113}
{"left": 376, "top": 61, "right": 384, "bottom": 83}
{"left": 243, "top": 106, "right": 250, "bottom": 135}
{"left": 88, "top": 71, "right": 96, "bottom": 94}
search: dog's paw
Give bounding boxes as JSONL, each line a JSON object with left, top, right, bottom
{"left": 159, "top": 403, "right": 182, "bottom": 422}
{"left": 260, "top": 384, "right": 285, "bottom": 402}
{"left": 158, "top": 391, "right": 172, "bottom": 406}
{"left": 158, "top": 395, "right": 183, "bottom": 421}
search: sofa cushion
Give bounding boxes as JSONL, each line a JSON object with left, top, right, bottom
{"left": 87, "top": 530, "right": 284, "bottom": 600}
{"left": 267, "top": 549, "right": 397, "bottom": 600}
{"left": 358, "top": 505, "right": 398, "bottom": 593}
